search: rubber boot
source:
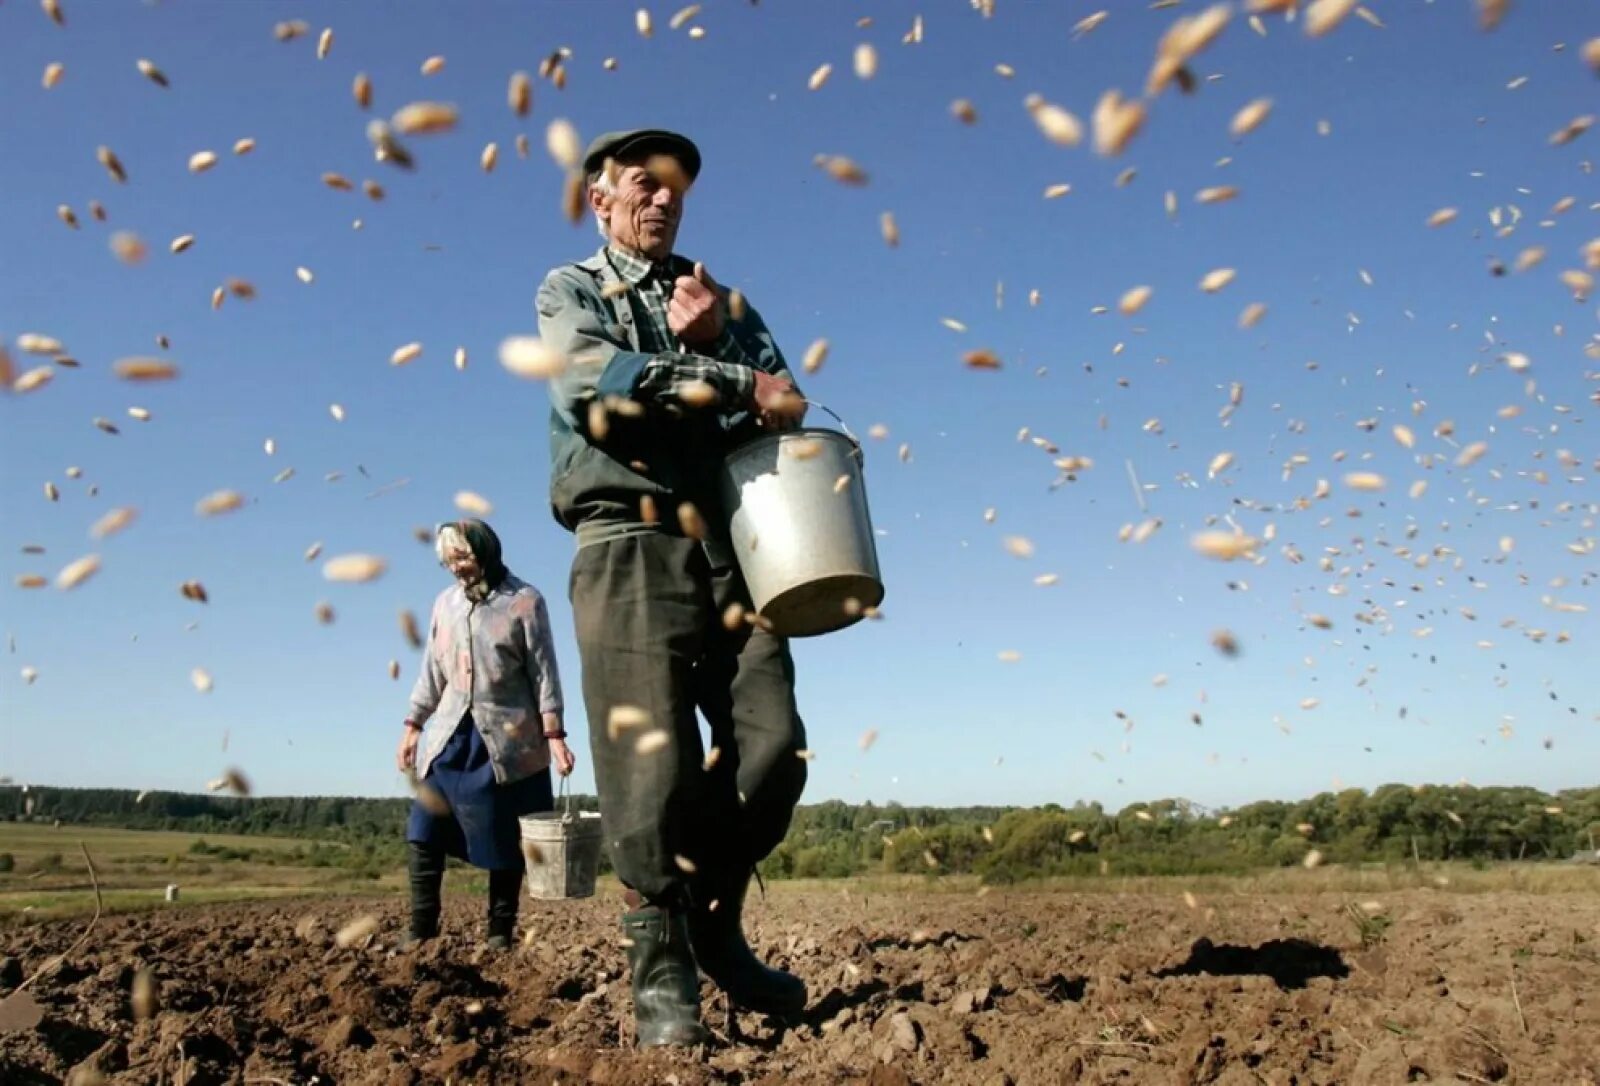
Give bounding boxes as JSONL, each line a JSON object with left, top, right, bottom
{"left": 687, "top": 867, "right": 806, "bottom": 1017}
{"left": 485, "top": 867, "right": 521, "bottom": 950}
{"left": 405, "top": 842, "right": 444, "bottom": 947}
{"left": 622, "top": 906, "right": 711, "bottom": 1047}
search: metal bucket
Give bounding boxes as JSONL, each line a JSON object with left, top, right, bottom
{"left": 519, "top": 779, "right": 603, "bottom": 900}
{"left": 721, "top": 404, "right": 885, "bottom": 638}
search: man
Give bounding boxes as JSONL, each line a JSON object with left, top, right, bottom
{"left": 536, "top": 128, "right": 809, "bottom": 1047}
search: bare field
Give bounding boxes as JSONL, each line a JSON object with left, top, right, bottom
{"left": 2, "top": 873, "right": 1598, "bottom": 1084}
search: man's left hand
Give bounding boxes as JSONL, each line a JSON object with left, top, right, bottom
{"left": 669, "top": 262, "right": 726, "bottom": 347}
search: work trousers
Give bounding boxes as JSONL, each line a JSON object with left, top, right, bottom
{"left": 569, "top": 532, "right": 808, "bottom": 904}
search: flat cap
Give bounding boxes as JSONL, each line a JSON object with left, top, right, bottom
{"left": 582, "top": 128, "right": 701, "bottom": 181}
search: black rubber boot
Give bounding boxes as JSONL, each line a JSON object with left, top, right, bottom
{"left": 622, "top": 907, "right": 711, "bottom": 1048}
{"left": 687, "top": 868, "right": 806, "bottom": 1017}
{"left": 405, "top": 842, "right": 445, "bottom": 946}
{"left": 485, "top": 867, "right": 521, "bottom": 950}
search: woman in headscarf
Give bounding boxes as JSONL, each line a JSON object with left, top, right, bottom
{"left": 396, "top": 519, "right": 576, "bottom": 949}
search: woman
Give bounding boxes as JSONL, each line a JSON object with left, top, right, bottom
{"left": 396, "top": 519, "right": 576, "bottom": 949}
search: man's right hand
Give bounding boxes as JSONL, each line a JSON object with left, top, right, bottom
{"left": 753, "top": 371, "right": 804, "bottom": 431}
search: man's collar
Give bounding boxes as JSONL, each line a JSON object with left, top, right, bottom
{"left": 602, "top": 244, "right": 680, "bottom": 285}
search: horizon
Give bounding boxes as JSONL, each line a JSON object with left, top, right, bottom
{"left": 3, "top": 2, "right": 1598, "bottom": 812}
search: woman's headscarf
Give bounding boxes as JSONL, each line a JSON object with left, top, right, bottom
{"left": 436, "top": 519, "right": 509, "bottom": 603}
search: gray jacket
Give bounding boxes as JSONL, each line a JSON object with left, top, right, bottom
{"left": 536, "top": 248, "right": 796, "bottom": 544}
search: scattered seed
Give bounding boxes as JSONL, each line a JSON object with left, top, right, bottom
{"left": 1304, "top": 0, "right": 1359, "bottom": 37}
{"left": 546, "top": 119, "right": 581, "bottom": 169}
{"left": 815, "top": 154, "right": 869, "bottom": 184}
{"left": 1199, "top": 268, "right": 1236, "bottom": 292}
{"left": 97, "top": 146, "right": 127, "bottom": 183}
{"left": 334, "top": 915, "right": 379, "bottom": 948}
{"left": 1003, "top": 535, "right": 1034, "bottom": 559}
{"left": 1230, "top": 97, "right": 1273, "bottom": 138}
{"left": 1026, "top": 96, "right": 1083, "bottom": 146}
{"left": 880, "top": 211, "right": 899, "bottom": 247}
{"left": 454, "top": 491, "right": 493, "bottom": 516}
{"left": 420, "top": 55, "right": 446, "bottom": 76}
{"left": 43, "top": 62, "right": 64, "bottom": 89}
{"left": 191, "top": 667, "right": 214, "bottom": 694}
{"left": 322, "top": 554, "right": 387, "bottom": 583}
{"left": 1196, "top": 185, "right": 1239, "bottom": 204}
{"left": 353, "top": 72, "right": 373, "bottom": 109}
{"left": 807, "top": 63, "right": 832, "bottom": 91}
{"left": 392, "top": 101, "right": 458, "bottom": 136}
{"left": 90, "top": 507, "right": 137, "bottom": 539}
{"left": 1191, "top": 531, "right": 1259, "bottom": 560}
{"left": 56, "top": 554, "right": 100, "bottom": 590}
{"left": 499, "top": 336, "right": 569, "bottom": 379}
{"left": 390, "top": 342, "right": 423, "bottom": 366}
{"left": 802, "top": 339, "right": 829, "bottom": 374}
{"left": 1427, "top": 207, "right": 1458, "bottom": 227}
{"left": 854, "top": 43, "right": 878, "bottom": 79}
{"left": 1118, "top": 285, "right": 1153, "bottom": 315}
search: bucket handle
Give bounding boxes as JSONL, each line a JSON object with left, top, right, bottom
{"left": 557, "top": 773, "right": 576, "bottom": 823}
{"left": 799, "top": 398, "right": 860, "bottom": 449}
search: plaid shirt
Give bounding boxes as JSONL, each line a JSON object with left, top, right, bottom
{"left": 601, "top": 245, "right": 758, "bottom": 407}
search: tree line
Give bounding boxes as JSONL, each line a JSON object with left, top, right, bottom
{"left": 2, "top": 783, "right": 1596, "bottom": 882}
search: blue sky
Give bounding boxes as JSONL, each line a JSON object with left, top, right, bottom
{"left": 2, "top": 1, "right": 1597, "bottom": 811}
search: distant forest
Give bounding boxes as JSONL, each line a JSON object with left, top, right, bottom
{"left": 2, "top": 783, "right": 1597, "bottom": 881}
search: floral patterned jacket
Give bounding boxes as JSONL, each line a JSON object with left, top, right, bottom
{"left": 407, "top": 574, "right": 564, "bottom": 784}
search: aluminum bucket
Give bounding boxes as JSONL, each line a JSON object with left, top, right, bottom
{"left": 519, "top": 779, "right": 603, "bottom": 900}
{"left": 720, "top": 404, "right": 885, "bottom": 638}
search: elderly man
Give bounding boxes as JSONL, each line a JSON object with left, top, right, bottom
{"left": 536, "top": 129, "right": 809, "bottom": 1047}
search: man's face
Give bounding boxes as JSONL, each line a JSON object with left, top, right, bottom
{"left": 441, "top": 544, "right": 481, "bottom": 586}
{"left": 592, "top": 154, "right": 689, "bottom": 261}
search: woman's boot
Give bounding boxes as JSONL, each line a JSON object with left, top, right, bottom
{"left": 486, "top": 867, "right": 522, "bottom": 950}
{"left": 406, "top": 842, "right": 445, "bottom": 946}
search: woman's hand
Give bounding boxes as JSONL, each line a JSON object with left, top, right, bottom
{"left": 396, "top": 727, "right": 421, "bottom": 772}
{"left": 548, "top": 737, "right": 576, "bottom": 777}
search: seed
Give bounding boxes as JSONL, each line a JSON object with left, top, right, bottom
{"left": 1230, "top": 97, "right": 1273, "bottom": 138}
{"left": 1238, "top": 302, "right": 1268, "bottom": 328}
{"left": 390, "top": 342, "right": 423, "bottom": 366}
{"left": 1583, "top": 37, "right": 1600, "bottom": 74}
{"left": 1456, "top": 441, "right": 1489, "bottom": 467}
{"left": 329, "top": 404, "right": 346, "bottom": 422}
{"left": 1199, "top": 268, "right": 1236, "bottom": 293}
{"left": 802, "top": 338, "right": 830, "bottom": 374}
{"left": 815, "top": 154, "right": 868, "bottom": 185}
{"left": 1043, "top": 183, "right": 1072, "bottom": 199}
{"left": 392, "top": 101, "right": 458, "bottom": 136}
{"left": 1302, "top": 848, "right": 1325, "bottom": 868}
{"left": 951, "top": 99, "right": 978, "bottom": 124}
{"left": 353, "top": 72, "right": 372, "bottom": 109}
{"left": 43, "top": 62, "right": 64, "bottom": 88}
{"left": 636, "top": 8, "right": 654, "bottom": 36}
{"left": 963, "top": 349, "right": 1002, "bottom": 370}
{"left": 322, "top": 172, "right": 353, "bottom": 192}
{"left": 56, "top": 205, "right": 78, "bottom": 229}
{"left": 1304, "top": 0, "right": 1359, "bottom": 37}
{"left": 362, "top": 179, "right": 385, "bottom": 201}
{"left": 880, "top": 211, "right": 899, "bottom": 247}
{"left": 165, "top": 233, "right": 197, "bottom": 256}
{"left": 180, "top": 581, "right": 208, "bottom": 603}
{"left": 854, "top": 42, "right": 878, "bottom": 79}
{"left": 499, "top": 336, "right": 568, "bottom": 379}
{"left": 1426, "top": 207, "right": 1458, "bottom": 227}
{"left": 188, "top": 149, "right": 218, "bottom": 174}
{"left": 1092, "top": 90, "right": 1146, "bottom": 156}
{"left": 509, "top": 71, "right": 532, "bottom": 116}
{"left": 1560, "top": 269, "right": 1594, "bottom": 300}
{"left": 669, "top": 4, "right": 700, "bottom": 31}
{"left": 1118, "top": 285, "right": 1153, "bottom": 315}
{"left": 1191, "top": 531, "right": 1259, "bottom": 560}
{"left": 15, "top": 367, "right": 53, "bottom": 394}
{"left": 90, "top": 507, "right": 137, "bottom": 539}
{"left": 191, "top": 667, "right": 214, "bottom": 694}
{"left": 233, "top": 137, "right": 256, "bottom": 157}
{"left": 89, "top": 200, "right": 106, "bottom": 221}
{"left": 107, "top": 231, "right": 147, "bottom": 264}
{"left": 546, "top": 119, "right": 580, "bottom": 169}
{"left": 56, "top": 554, "right": 101, "bottom": 590}
{"left": 1196, "top": 185, "right": 1239, "bottom": 204}
{"left": 1073, "top": 10, "right": 1109, "bottom": 37}
{"left": 1343, "top": 471, "right": 1386, "bottom": 491}
{"left": 807, "top": 63, "right": 832, "bottom": 91}
{"left": 420, "top": 55, "right": 445, "bottom": 76}
{"left": 454, "top": 491, "right": 493, "bottom": 516}
{"left": 296, "top": 266, "right": 314, "bottom": 284}
{"left": 273, "top": 19, "right": 308, "bottom": 40}
{"left": 1003, "top": 535, "right": 1034, "bottom": 558}
{"left": 1026, "top": 98, "right": 1083, "bottom": 146}
{"left": 677, "top": 502, "right": 707, "bottom": 540}
{"left": 322, "top": 554, "right": 388, "bottom": 583}
{"left": 1208, "top": 451, "right": 1235, "bottom": 477}
{"left": 635, "top": 729, "right": 669, "bottom": 755}
{"left": 97, "top": 146, "right": 127, "bottom": 183}
{"left": 136, "top": 58, "right": 169, "bottom": 87}
{"left": 334, "top": 915, "right": 379, "bottom": 948}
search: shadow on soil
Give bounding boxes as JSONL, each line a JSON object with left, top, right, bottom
{"left": 1154, "top": 936, "right": 1350, "bottom": 991}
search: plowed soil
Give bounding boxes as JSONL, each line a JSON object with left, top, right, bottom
{"left": 3, "top": 885, "right": 1597, "bottom": 1084}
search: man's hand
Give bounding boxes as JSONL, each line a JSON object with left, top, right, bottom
{"left": 753, "top": 370, "right": 805, "bottom": 431}
{"left": 396, "top": 728, "right": 421, "bottom": 773}
{"left": 548, "top": 737, "right": 576, "bottom": 777}
{"left": 669, "top": 262, "right": 726, "bottom": 347}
